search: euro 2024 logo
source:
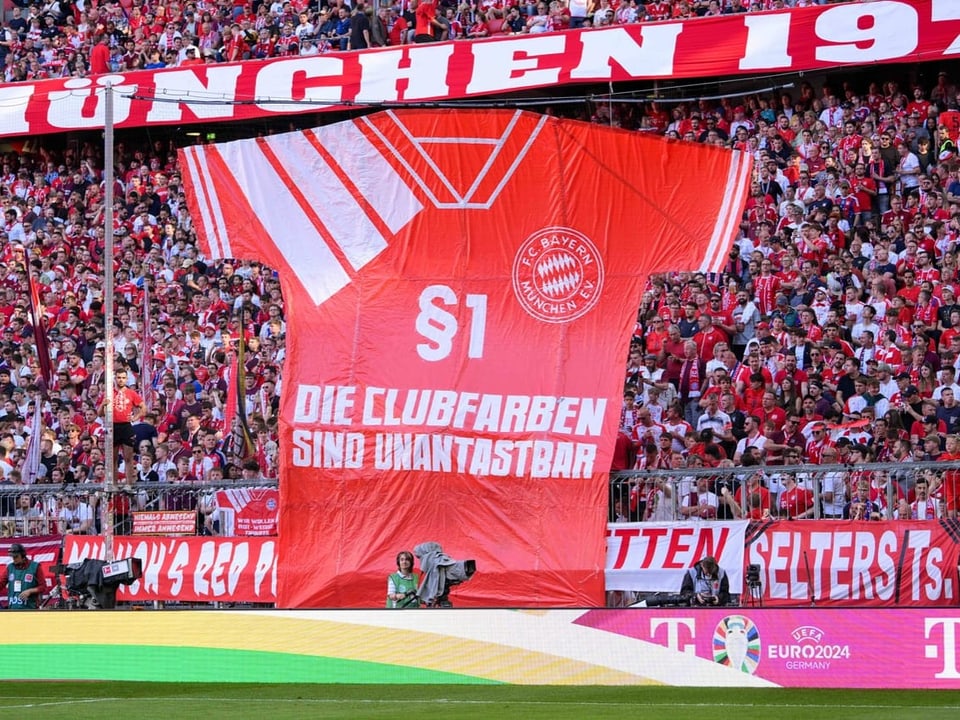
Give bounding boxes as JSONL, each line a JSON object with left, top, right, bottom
{"left": 512, "top": 227, "right": 604, "bottom": 324}
{"left": 713, "top": 615, "right": 762, "bottom": 674}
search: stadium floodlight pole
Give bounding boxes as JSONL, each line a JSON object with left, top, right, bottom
{"left": 103, "top": 81, "right": 116, "bottom": 563}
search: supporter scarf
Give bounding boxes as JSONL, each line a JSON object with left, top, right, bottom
{"left": 681, "top": 359, "right": 700, "bottom": 397}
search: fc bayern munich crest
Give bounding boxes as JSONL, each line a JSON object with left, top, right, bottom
{"left": 511, "top": 227, "right": 604, "bottom": 324}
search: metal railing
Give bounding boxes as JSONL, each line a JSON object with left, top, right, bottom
{"left": 0, "top": 480, "right": 279, "bottom": 538}
{"left": 609, "top": 460, "right": 959, "bottom": 522}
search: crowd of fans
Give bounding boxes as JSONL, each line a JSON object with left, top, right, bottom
{"left": 612, "top": 66, "right": 960, "bottom": 524}
{"left": 0, "top": 0, "right": 854, "bottom": 80}
{"left": 0, "top": 129, "right": 282, "bottom": 536}
{"left": 0, "top": 0, "right": 937, "bottom": 540}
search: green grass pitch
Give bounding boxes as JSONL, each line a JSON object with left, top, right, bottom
{"left": 0, "top": 683, "right": 957, "bottom": 719}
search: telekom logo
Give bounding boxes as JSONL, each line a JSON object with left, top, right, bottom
{"left": 924, "top": 618, "right": 960, "bottom": 679}
{"left": 650, "top": 618, "right": 697, "bottom": 655}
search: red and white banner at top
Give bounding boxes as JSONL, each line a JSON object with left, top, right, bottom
{"left": 0, "top": 0, "right": 956, "bottom": 139}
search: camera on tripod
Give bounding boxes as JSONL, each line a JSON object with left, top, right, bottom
{"left": 743, "top": 563, "right": 763, "bottom": 607}
{"left": 52, "top": 557, "right": 142, "bottom": 609}
{"left": 413, "top": 542, "right": 476, "bottom": 608}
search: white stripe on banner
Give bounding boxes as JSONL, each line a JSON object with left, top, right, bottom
{"left": 183, "top": 147, "right": 227, "bottom": 260}
{"left": 315, "top": 121, "right": 423, "bottom": 235}
{"left": 698, "top": 152, "right": 746, "bottom": 274}
{"left": 264, "top": 131, "right": 387, "bottom": 271}
{"left": 193, "top": 146, "right": 233, "bottom": 259}
{"left": 215, "top": 139, "right": 352, "bottom": 306}
{"left": 708, "top": 151, "right": 752, "bottom": 273}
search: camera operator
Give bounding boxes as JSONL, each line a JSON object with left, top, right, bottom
{"left": 679, "top": 555, "right": 729, "bottom": 607}
{"left": 386, "top": 550, "right": 420, "bottom": 609}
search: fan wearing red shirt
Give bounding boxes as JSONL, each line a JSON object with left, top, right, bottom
{"left": 796, "top": 222, "right": 829, "bottom": 266}
{"left": 897, "top": 268, "right": 922, "bottom": 309}
{"left": 223, "top": 24, "right": 249, "bottom": 62}
{"left": 388, "top": 9, "right": 408, "bottom": 45}
{"left": 837, "top": 122, "right": 863, "bottom": 157}
{"left": 880, "top": 195, "right": 914, "bottom": 228}
{"left": 753, "top": 258, "right": 782, "bottom": 316}
{"left": 940, "top": 310, "right": 960, "bottom": 351}
{"left": 630, "top": 409, "right": 667, "bottom": 461}
{"left": 725, "top": 469, "right": 772, "bottom": 520}
{"left": 875, "top": 328, "right": 904, "bottom": 367}
{"left": 779, "top": 473, "right": 815, "bottom": 519}
{"left": 797, "top": 309, "right": 823, "bottom": 344}
{"left": 734, "top": 353, "right": 773, "bottom": 395}
{"left": 773, "top": 355, "right": 809, "bottom": 398}
{"left": 414, "top": 0, "right": 442, "bottom": 42}
{"left": 906, "top": 88, "right": 931, "bottom": 118}
{"left": 756, "top": 391, "right": 786, "bottom": 433}
{"left": 646, "top": 1, "right": 671, "bottom": 20}
{"left": 940, "top": 434, "right": 960, "bottom": 519}
{"left": 100, "top": 367, "right": 145, "bottom": 480}
{"left": 804, "top": 422, "right": 831, "bottom": 463}
{"left": 644, "top": 317, "right": 669, "bottom": 356}
{"left": 741, "top": 373, "right": 767, "bottom": 415}
{"left": 693, "top": 314, "right": 728, "bottom": 362}
{"left": 850, "top": 162, "right": 877, "bottom": 217}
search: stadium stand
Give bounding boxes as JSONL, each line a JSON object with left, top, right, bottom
{"left": 0, "top": 0, "right": 855, "bottom": 78}
{"left": 0, "top": 0, "right": 955, "bottom": 540}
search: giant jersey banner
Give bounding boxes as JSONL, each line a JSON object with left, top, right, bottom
{"left": 180, "top": 110, "right": 751, "bottom": 607}
{"left": 0, "top": 0, "right": 957, "bottom": 138}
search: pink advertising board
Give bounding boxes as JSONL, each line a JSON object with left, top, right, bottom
{"left": 575, "top": 609, "right": 960, "bottom": 688}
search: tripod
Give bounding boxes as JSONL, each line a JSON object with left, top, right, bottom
{"left": 742, "top": 579, "right": 763, "bottom": 607}
{"left": 742, "top": 564, "right": 763, "bottom": 607}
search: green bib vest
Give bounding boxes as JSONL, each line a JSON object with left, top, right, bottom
{"left": 7, "top": 560, "right": 40, "bottom": 610}
{"left": 387, "top": 571, "right": 420, "bottom": 608}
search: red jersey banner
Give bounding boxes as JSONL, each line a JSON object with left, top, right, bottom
{"left": 215, "top": 487, "right": 279, "bottom": 536}
{"left": 745, "top": 520, "right": 960, "bottom": 607}
{"left": 63, "top": 536, "right": 278, "bottom": 603}
{"left": 0, "top": 0, "right": 957, "bottom": 138}
{"left": 180, "top": 110, "right": 751, "bottom": 607}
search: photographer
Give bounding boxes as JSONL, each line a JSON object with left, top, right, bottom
{"left": 386, "top": 550, "right": 420, "bottom": 609}
{"left": 679, "top": 556, "right": 729, "bottom": 607}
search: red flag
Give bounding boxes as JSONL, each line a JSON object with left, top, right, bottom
{"left": 26, "top": 271, "right": 53, "bottom": 393}
{"left": 223, "top": 351, "right": 239, "bottom": 444}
